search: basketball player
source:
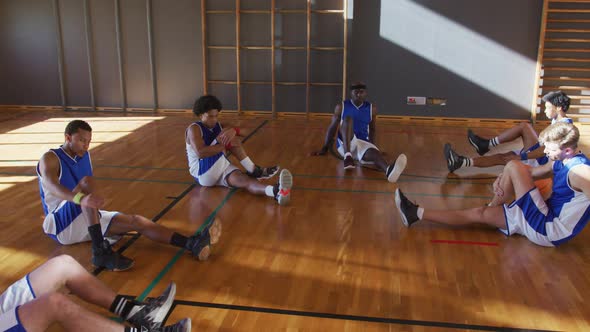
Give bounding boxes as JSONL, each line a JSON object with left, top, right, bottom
{"left": 37, "top": 120, "right": 221, "bottom": 271}
{"left": 396, "top": 122, "right": 590, "bottom": 247}
{"left": 311, "top": 82, "right": 407, "bottom": 183}
{"left": 0, "top": 255, "right": 190, "bottom": 331}
{"left": 445, "top": 91, "right": 573, "bottom": 172}
{"left": 186, "top": 95, "right": 293, "bottom": 205}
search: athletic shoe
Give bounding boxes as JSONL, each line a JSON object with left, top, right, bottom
{"left": 128, "top": 282, "right": 176, "bottom": 330}
{"left": 386, "top": 154, "right": 407, "bottom": 183}
{"left": 158, "top": 318, "right": 192, "bottom": 332}
{"left": 394, "top": 189, "right": 419, "bottom": 227}
{"left": 444, "top": 143, "right": 466, "bottom": 173}
{"left": 185, "top": 217, "right": 221, "bottom": 261}
{"left": 92, "top": 240, "right": 134, "bottom": 271}
{"left": 247, "top": 165, "right": 280, "bottom": 180}
{"left": 275, "top": 169, "right": 293, "bottom": 206}
{"left": 343, "top": 154, "right": 355, "bottom": 170}
{"left": 467, "top": 129, "right": 489, "bottom": 156}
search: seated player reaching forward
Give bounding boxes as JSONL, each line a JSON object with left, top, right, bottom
{"left": 397, "top": 122, "right": 590, "bottom": 247}
{"left": 186, "top": 95, "right": 293, "bottom": 205}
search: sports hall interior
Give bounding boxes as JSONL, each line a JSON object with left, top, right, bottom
{"left": 1, "top": 0, "right": 589, "bottom": 330}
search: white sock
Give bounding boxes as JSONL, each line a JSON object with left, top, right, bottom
{"left": 462, "top": 158, "right": 473, "bottom": 168}
{"left": 240, "top": 157, "right": 256, "bottom": 173}
{"left": 265, "top": 185, "right": 275, "bottom": 197}
{"left": 344, "top": 152, "right": 353, "bottom": 158}
{"left": 489, "top": 137, "right": 500, "bottom": 148}
{"left": 417, "top": 207, "right": 424, "bottom": 220}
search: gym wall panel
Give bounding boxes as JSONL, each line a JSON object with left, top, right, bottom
{"left": 152, "top": 0, "right": 203, "bottom": 109}
{"left": 0, "top": 0, "right": 60, "bottom": 105}
{"left": 120, "top": 0, "right": 153, "bottom": 109}
{"left": 89, "top": 0, "right": 120, "bottom": 108}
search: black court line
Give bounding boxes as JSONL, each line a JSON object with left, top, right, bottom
{"left": 169, "top": 299, "right": 558, "bottom": 332}
{"left": 92, "top": 120, "right": 268, "bottom": 276}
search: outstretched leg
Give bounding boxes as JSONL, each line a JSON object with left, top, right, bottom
{"left": 396, "top": 160, "right": 535, "bottom": 228}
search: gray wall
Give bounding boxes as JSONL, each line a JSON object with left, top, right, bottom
{"left": 0, "top": 0, "right": 542, "bottom": 118}
{"left": 0, "top": 0, "right": 203, "bottom": 109}
{"left": 348, "top": 0, "right": 543, "bottom": 119}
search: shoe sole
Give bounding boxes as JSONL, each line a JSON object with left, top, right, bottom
{"left": 387, "top": 154, "right": 407, "bottom": 183}
{"left": 208, "top": 217, "right": 222, "bottom": 245}
{"left": 146, "top": 282, "right": 177, "bottom": 326}
{"left": 343, "top": 164, "right": 355, "bottom": 170}
{"left": 197, "top": 246, "right": 211, "bottom": 261}
{"left": 394, "top": 189, "right": 410, "bottom": 227}
{"left": 277, "top": 169, "right": 293, "bottom": 206}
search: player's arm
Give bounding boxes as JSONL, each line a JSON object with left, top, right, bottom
{"left": 521, "top": 146, "right": 546, "bottom": 161}
{"left": 530, "top": 160, "right": 554, "bottom": 180}
{"left": 369, "top": 103, "right": 377, "bottom": 143}
{"left": 187, "top": 125, "right": 226, "bottom": 158}
{"left": 38, "top": 152, "right": 102, "bottom": 207}
{"left": 39, "top": 152, "right": 78, "bottom": 201}
{"left": 568, "top": 164, "right": 590, "bottom": 199}
{"left": 311, "top": 103, "right": 342, "bottom": 156}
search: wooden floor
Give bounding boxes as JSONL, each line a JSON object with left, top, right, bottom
{"left": 1, "top": 110, "right": 589, "bottom": 331}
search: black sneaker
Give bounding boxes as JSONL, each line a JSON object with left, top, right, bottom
{"left": 443, "top": 143, "right": 465, "bottom": 173}
{"left": 92, "top": 240, "right": 134, "bottom": 271}
{"left": 185, "top": 232, "right": 210, "bottom": 261}
{"left": 343, "top": 154, "right": 355, "bottom": 170}
{"left": 247, "top": 165, "right": 280, "bottom": 180}
{"left": 467, "top": 129, "right": 489, "bottom": 156}
{"left": 274, "top": 169, "right": 293, "bottom": 206}
{"left": 185, "top": 218, "right": 222, "bottom": 261}
{"left": 394, "top": 189, "right": 419, "bottom": 227}
{"left": 159, "top": 318, "right": 192, "bottom": 332}
{"left": 386, "top": 154, "right": 407, "bottom": 183}
{"left": 128, "top": 282, "right": 176, "bottom": 330}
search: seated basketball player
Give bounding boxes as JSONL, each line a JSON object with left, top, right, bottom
{"left": 0, "top": 255, "right": 190, "bottom": 331}
{"left": 311, "top": 82, "right": 407, "bottom": 183}
{"left": 186, "top": 95, "right": 292, "bottom": 205}
{"left": 444, "top": 91, "right": 573, "bottom": 172}
{"left": 396, "top": 122, "right": 590, "bottom": 247}
{"left": 37, "top": 120, "right": 221, "bottom": 271}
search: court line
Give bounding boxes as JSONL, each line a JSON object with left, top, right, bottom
{"left": 293, "top": 186, "right": 491, "bottom": 199}
{"left": 126, "top": 119, "right": 268, "bottom": 291}
{"left": 163, "top": 299, "right": 557, "bottom": 332}
{"left": 0, "top": 171, "right": 490, "bottom": 199}
{"left": 430, "top": 239, "right": 499, "bottom": 247}
{"left": 135, "top": 189, "right": 237, "bottom": 302}
{"left": 92, "top": 120, "right": 269, "bottom": 276}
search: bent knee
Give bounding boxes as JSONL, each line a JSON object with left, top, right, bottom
{"left": 50, "top": 254, "right": 78, "bottom": 268}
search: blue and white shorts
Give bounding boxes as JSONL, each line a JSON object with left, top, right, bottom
{"left": 501, "top": 187, "right": 555, "bottom": 247}
{"left": 337, "top": 136, "right": 379, "bottom": 164}
{"left": 42, "top": 201, "right": 119, "bottom": 245}
{"left": 0, "top": 275, "right": 35, "bottom": 332}
{"left": 193, "top": 156, "right": 240, "bottom": 188}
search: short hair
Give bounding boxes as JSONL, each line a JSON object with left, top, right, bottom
{"left": 542, "top": 91, "right": 570, "bottom": 112}
{"left": 349, "top": 82, "right": 367, "bottom": 91}
{"left": 193, "top": 95, "right": 222, "bottom": 116}
{"left": 539, "top": 122, "right": 579, "bottom": 150}
{"left": 65, "top": 120, "right": 92, "bottom": 136}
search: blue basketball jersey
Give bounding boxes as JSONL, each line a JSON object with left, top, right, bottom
{"left": 546, "top": 153, "right": 590, "bottom": 245}
{"left": 338, "top": 99, "right": 372, "bottom": 142}
{"left": 36, "top": 148, "right": 93, "bottom": 215}
{"left": 185, "top": 122, "right": 224, "bottom": 176}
